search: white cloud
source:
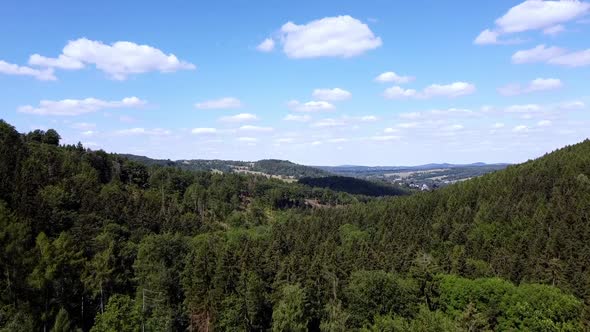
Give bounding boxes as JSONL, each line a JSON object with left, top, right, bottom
{"left": 274, "top": 15, "right": 382, "bottom": 58}
{"left": 219, "top": 113, "right": 258, "bottom": 123}
{"left": 560, "top": 100, "right": 585, "bottom": 109}
{"left": 275, "top": 138, "right": 295, "bottom": 144}
{"left": 116, "top": 128, "right": 170, "bottom": 136}
{"left": 399, "top": 112, "right": 421, "bottom": 119}
{"left": 195, "top": 97, "right": 242, "bottom": 110}
{"left": 310, "top": 118, "right": 347, "bottom": 128}
{"left": 0, "top": 60, "right": 56, "bottom": 81}
{"left": 548, "top": 49, "right": 590, "bottom": 67}
{"left": 384, "top": 82, "right": 475, "bottom": 99}
{"left": 384, "top": 127, "right": 399, "bottom": 133}
{"left": 28, "top": 54, "right": 84, "bottom": 70}
{"left": 505, "top": 104, "right": 542, "bottom": 113}
{"left": 239, "top": 125, "right": 274, "bottom": 132}
{"left": 383, "top": 86, "right": 418, "bottom": 99}
{"left": 474, "top": 29, "right": 500, "bottom": 45}
{"left": 83, "top": 130, "right": 97, "bottom": 136}
{"left": 492, "top": 122, "right": 505, "bottom": 129}
{"left": 512, "top": 125, "right": 530, "bottom": 133}
{"left": 360, "top": 115, "right": 378, "bottom": 122}
{"left": 442, "top": 124, "right": 464, "bottom": 131}
{"left": 288, "top": 100, "right": 335, "bottom": 112}
{"left": 538, "top": 120, "right": 552, "bottom": 127}
{"left": 512, "top": 44, "right": 590, "bottom": 67}
{"left": 498, "top": 78, "right": 563, "bottom": 96}
{"left": 283, "top": 114, "right": 311, "bottom": 122}
{"left": 423, "top": 82, "right": 476, "bottom": 98}
{"left": 374, "top": 71, "right": 414, "bottom": 84}
{"left": 31, "top": 38, "right": 195, "bottom": 80}
{"left": 476, "top": 0, "right": 590, "bottom": 44}
{"left": 312, "top": 88, "right": 352, "bottom": 101}
{"left": 191, "top": 128, "right": 218, "bottom": 135}
{"left": 496, "top": 0, "right": 589, "bottom": 33}
{"left": 256, "top": 38, "right": 275, "bottom": 52}
{"left": 543, "top": 24, "right": 566, "bottom": 35}
{"left": 511, "top": 44, "right": 566, "bottom": 63}
{"left": 18, "top": 96, "right": 146, "bottom": 116}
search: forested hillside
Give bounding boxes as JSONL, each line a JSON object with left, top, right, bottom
{"left": 299, "top": 176, "right": 407, "bottom": 197}
{"left": 1, "top": 119, "right": 589, "bottom": 331}
{"left": 121, "top": 154, "right": 329, "bottom": 179}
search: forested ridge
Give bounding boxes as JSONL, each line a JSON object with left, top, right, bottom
{"left": 1, "top": 119, "right": 589, "bottom": 331}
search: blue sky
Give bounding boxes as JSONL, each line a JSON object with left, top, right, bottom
{"left": 1, "top": 0, "right": 589, "bottom": 165}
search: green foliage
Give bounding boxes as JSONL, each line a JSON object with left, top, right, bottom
{"left": 1, "top": 122, "right": 590, "bottom": 331}
{"left": 299, "top": 175, "right": 407, "bottom": 197}
{"left": 51, "top": 308, "right": 73, "bottom": 332}
{"left": 272, "top": 284, "right": 308, "bottom": 332}
{"left": 438, "top": 275, "right": 583, "bottom": 331}
{"left": 345, "top": 270, "right": 419, "bottom": 327}
{"left": 90, "top": 295, "right": 141, "bottom": 332}
{"left": 320, "top": 299, "right": 349, "bottom": 332}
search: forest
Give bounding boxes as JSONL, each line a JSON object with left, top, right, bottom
{"left": 1, "top": 119, "right": 589, "bottom": 331}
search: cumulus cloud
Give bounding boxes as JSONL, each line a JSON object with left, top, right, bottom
{"left": 263, "top": 16, "right": 381, "bottom": 58}
{"left": 474, "top": 29, "right": 501, "bottom": 45}
{"left": 538, "top": 120, "right": 552, "bottom": 127}
{"left": 560, "top": 100, "right": 585, "bottom": 109}
{"left": 512, "top": 125, "right": 530, "bottom": 133}
{"left": 288, "top": 100, "right": 335, "bottom": 112}
{"left": 374, "top": 71, "right": 414, "bottom": 84}
{"left": 312, "top": 88, "right": 352, "bottom": 101}
{"left": 505, "top": 104, "right": 542, "bottom": 113}
{"left": 239, "top": 125, "right": 274, "bottom": 132}
{"left": 29, "top": 38, "right": 195, "bottom": 80}
{"left": 511, "top": 44, "right": 566, "bottom": 63}
{"left": 498, "top": 78, "right": 563, "bottom": 96}
{"left": 256, "top": 38, "right": 275, "bottom": 52}
{"left": 543, "top": 24, "right": 566, "bottom": 35}
{"left": 191, "top": 128, "right": 218, "bottom": 135}
{"left": 384, "top": 127, "right": 400, "bottom": 133}
{"left": 384, "top": 82, "right": 476, "bottom": 99}
{"left": 0, "top": 60, "right": 56, "bottom": 81}
{"left": 512, "top": 44, "right": 590, "bottom": 67}
{"left": 475, "top": 0, "right": 590, "bottom": 44}
{"left": 360, "top": 115, "right": 378, "bottom": 122}
{"left": 195, "top": 97, "right": 242, "bottom": 110}
{"left": 18, "top": 96, "right": 146, "bottom": 116}
{"left": 549, "top": 49, "right": 590, "bottom": 67}
{"left": 219, "top": 113, "right": 257, "bottom": 122}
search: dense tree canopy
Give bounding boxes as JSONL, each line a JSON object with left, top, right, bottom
{"left": 0, "top": 119, "right": 589, "bottom": 331}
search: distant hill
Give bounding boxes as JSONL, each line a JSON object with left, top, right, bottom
{"left": 299, "top": 175, "right": 408, "bottom": 197}
{"left": 119, "top": 154, "right": 329, "bottom": 179}
{"left": 317, "top": 162, "right": 509, "bottom": 188}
